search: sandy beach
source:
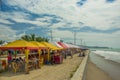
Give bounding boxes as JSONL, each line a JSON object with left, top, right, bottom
{"left": 86, "top": 59, "right": 113, "bottom": 80}
{"left": 0, "top": 54, "right": 83, "bottom": 80}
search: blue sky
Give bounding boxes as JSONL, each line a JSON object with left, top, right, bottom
{"left": 0, "top": 0, "right": 120, "bottom": 48}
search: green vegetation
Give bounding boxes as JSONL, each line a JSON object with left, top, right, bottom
{"left": 0, "top": 40, "right": 5, "bottom": 45}
{"left": 21, "top": 34, "right": 49, "bottom": 42}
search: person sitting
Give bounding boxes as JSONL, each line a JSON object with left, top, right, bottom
{"left": 18, "top": 57, "right": 24, "bottom": 71}
{"left": 82, "top": 50, "right": 86, "bottom": 57}
{"left": 11, "top": 58, "right": 18, "bottom": 73}
{"left": 33, "top": 56, "right": 38, "bottom": 69}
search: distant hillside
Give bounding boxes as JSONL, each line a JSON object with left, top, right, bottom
{"left": 87, "top": 46, "right": 109, "bottom": 49}
{"left": 78, "top": 45, "right": 110, "bottom": 49}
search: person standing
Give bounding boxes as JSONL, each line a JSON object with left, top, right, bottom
{"left": 7, "top": 52, "right": 12, "bottom": 69}
{"left": 64, "top": 50, "right": 67, "bottom": 59}
{"left": 70, "top": 50, "right": 73, "bottom": 58}
{"left": 50, "top": 50, "right": 55, "bottom": 65}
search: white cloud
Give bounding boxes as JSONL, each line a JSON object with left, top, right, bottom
{"left": 36, "top": 17, "right": 52, "bottom": 22}
{"left": 50, "top": 29, "right": 120, "bottom": 48}
{"left": 0, "top": 12, "right": 29, "bottom": 20}
{"left": 0, "top": 19, "right": 13, "bottom": 24}
{"left": 113, "top": 30, "right": 120, "bottom": 35}
{"left": 1, "top": 0, "right": 120, "bottom": 48}
{"left": 50, "top": 22, "right": 66, "bottom": 29}
{"left": 0, "top": 25, "right": 17, "bottom": 41}
{"left": 53, "top": 29, "right": 73, "bottom": 38}
{"left": 6, "top": 0, "right": 120, "bottom": 30}
{"left": 13, "top": 18, "right": 49, "bottom": 27}
{"left": 76, "top": 32, "right": 120, "bottom": 48}
{"left": 1, "top": 11, "right": 51, "bottom": 28}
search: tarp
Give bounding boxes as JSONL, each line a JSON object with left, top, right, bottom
{"left": 40, "top": 42, "right": 62, "bottom": 50}
{"left": 0, "top": 40, "right": 38, "bottom": 50}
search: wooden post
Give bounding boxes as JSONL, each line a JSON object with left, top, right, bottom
{"left": 47, "top": 48, "right": 50, "bottom": 63}
{"left": 38, "top": 49, "right": 41, "bottom": 68}
{"left": 25, "top": 49, "right": 29, "bottom": 74}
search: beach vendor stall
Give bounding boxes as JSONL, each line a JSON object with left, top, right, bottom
{"left": 0, "top": 40, "right": 45, "bottom": 74}
{"left": 57, "top": 42, "right": 81, "bottom": 57}
{"left": 40, "top": 42, "right": 63, "bottom": 64}
{"left": 53, "top": 50, "right": 63, "bottom": 64}
{"left": 30, "top": 41, "right": 48, "bottom": 66}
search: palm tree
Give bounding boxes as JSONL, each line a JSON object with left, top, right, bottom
{"left": 29, "top": 34, "right": 36, "bottom": 41}
{"left": 21, "top": 35, "right": 31, "bottom": 41}
{"left": 0, "top": 40, "right": 5, "bottom": 45}
{"left": 43, "top": 37, "right": 49, "bottom": 42}
{"left": 21, "top": 34, "right": 49, "bottom": 42}
{"left": 36, "top": 36, "right": 43, "bottom": 42}
{"left": 36, "top": 37, "right": 49, "bottom": 42}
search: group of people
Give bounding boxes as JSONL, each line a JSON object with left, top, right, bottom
{"left": 50, "top": 50, "right": 63, "bottom": 64}
{"left": 78, "top": 49, "right": 86, "bottom": 57}
{"left": 28, "top": 54, "right": 39, "bottom": 69}
{"left": 7, "top": 53, "right": 25, "bottom": 73}
{"left": 61, "top": 49, "right": 76, "bottom": 59}
{"left": 49, "top": 49, "right": 78, "bottom": 64}
{"left": 7, "top": 53, "right": 40, "bottom": 73}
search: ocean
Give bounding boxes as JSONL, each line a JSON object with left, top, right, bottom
{"left": 90, "top": 48, "right": 120, "bottom": 80}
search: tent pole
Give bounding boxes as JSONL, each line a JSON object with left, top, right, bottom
{"left": 25, "top": 49, "right": 29, "bottom": 74}
{"left": 47, "top": 48, "right": 50, "bottom": 63}
{"left": 38, "top": 49, "right": 41, "bottom": 68}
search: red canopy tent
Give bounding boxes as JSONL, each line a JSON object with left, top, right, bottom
{"left": 57, "top": 42, "right": 68, "bottom": 49}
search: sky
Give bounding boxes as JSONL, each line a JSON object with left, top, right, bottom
{"left": 0, "top": 0, "right": 120, "bottom": 48}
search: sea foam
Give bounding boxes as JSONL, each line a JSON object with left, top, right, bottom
{"left": 92, "top": 50, "right": 120, "bottom": 63}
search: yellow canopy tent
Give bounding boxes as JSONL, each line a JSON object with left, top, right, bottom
{"left": 30, "top": 41, "right": 48, "bottom": 49}
{"left": 2, "top": 40, "right": 38, "bottom": 49}
{"left": 0, "top": 40, "right": 39, "bottom": 73}
{"left": 40, "top": 42, "right": 62, "bottom": 50}
{"left": 30, "top": 41, "right": 49, "bottom": 65}
{"left": 40, "top": 42, "right": 62, "bottom": 62}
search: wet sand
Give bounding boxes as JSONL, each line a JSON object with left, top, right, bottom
{"left": 90, "top": 52, "right": 120, "bottom": 80}
{"left": 86, "top": 59, "right": 113, "bottom": 80}
{"left": 0, "top": 54, "right": 83, "bottom": 80}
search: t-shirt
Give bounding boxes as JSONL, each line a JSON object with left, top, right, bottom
{"left": 8, "top": 55, "right": 12, "bottom": 61}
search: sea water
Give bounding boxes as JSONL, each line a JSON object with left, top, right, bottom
{"left": 90, "top": 48, "right": 120, "bottom": 80}
{"left": 93, "top": 49, "right": 120, "bottom": 63}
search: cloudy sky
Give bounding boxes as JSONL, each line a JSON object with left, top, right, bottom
{"left": 0, "top": 0, "right": 120, "bottom": 48}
